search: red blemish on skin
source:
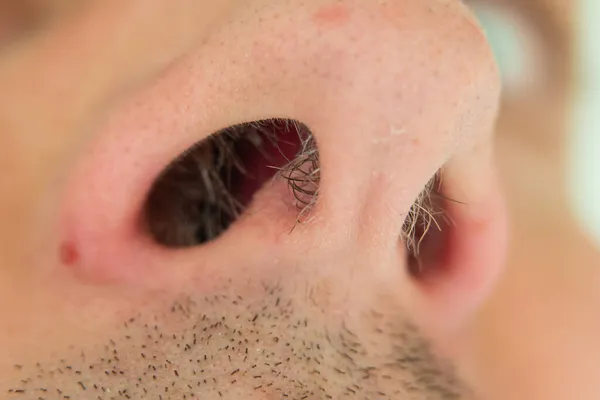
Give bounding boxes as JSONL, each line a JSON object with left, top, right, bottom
{"left": 312, "top": 4, "right": 351, "bottom": 28}
{"left": 59, "top": 240, "right": 80, "bottom": 266}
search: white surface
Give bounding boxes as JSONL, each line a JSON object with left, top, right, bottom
{"left": 569, "top": 0, "right": 600, "bottom": 247}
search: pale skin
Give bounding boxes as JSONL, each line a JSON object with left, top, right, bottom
{"left": 0, "top": 0, "right": 517, "bottom": 399}
{"left": 2, "top": 1, "right": 597, "bottom": 398}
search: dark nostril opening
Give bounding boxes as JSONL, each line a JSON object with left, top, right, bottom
{"left": 143, "top": 117, "right": 448, "bottom": 258}
{"left": 404, "top": 172, "right": 452, "bottom": 276}
{"left": 144, "top": 118, "right": 318, "bottom": 248}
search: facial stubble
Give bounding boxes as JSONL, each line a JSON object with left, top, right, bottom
{"left": 5, "top": 279, "right": 467, "bottom": 400}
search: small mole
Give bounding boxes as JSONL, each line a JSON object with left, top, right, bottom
{"left": 59, "top": 240, "right": 80, "bottom": 266}
{"left": 312, "top": 4, "right": 351, "bottom": 27}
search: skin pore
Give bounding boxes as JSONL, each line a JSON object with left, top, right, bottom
{"left": 0, "top": 0, "right": 505, "bottom": 399}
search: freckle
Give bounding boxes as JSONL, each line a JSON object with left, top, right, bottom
{"left": 59, "top": 241, "right": 80, "bottom": 266}
{"left": 312, "top": 5, "right": 351, "bottom": 27}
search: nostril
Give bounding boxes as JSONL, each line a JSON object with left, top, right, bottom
{"left": 404, "top": 172, "right": 452, "bottom": 277}
{"left": 144, "top": 118, "right": 319, "bottom": 248}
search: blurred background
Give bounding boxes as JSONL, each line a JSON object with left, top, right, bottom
{"left": 570, "top": 0, "right": 600, "bottom": 247}
{"left": 466, "top": 2, "right": 600, "bottom": 398}
{"left": 472, "top": 0, "right": 600, "bottom": 247}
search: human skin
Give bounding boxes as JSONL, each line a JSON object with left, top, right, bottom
{"left": 0, "top": 1, "right": 507, "bottom": 399}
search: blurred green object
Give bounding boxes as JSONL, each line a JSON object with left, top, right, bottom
{"left": 471, "top": 4, "right": 529, "bottom": 90}
{"left": 474, "top": 1, "right": 600, "bottom": 247}
{"left": 570, "top": 0, "right": 600, "bottom": 247}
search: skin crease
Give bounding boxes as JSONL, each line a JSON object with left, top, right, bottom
{"left": 0, "top": 0, "right": 508, "bottom": 399}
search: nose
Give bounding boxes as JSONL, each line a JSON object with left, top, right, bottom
{"left": 58, "top": 0, "right": 504, "bottom": 336}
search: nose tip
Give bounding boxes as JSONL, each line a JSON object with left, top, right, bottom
{"left": 57, "top": 0, "right": 499, "bottom": 285}
{"left": 204, "top": 0, "right": 499, "bottom": 242}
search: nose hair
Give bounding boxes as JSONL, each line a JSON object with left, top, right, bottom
{"left": 195, "top": 0, "right": 498, "bottom": 246}
{"left": 57, "top": 0, "right": 499, "bottom": 285}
